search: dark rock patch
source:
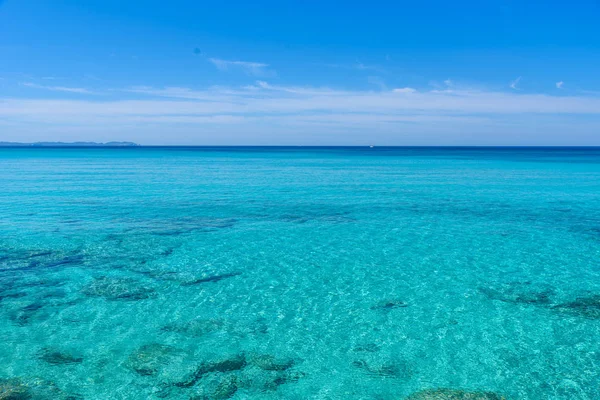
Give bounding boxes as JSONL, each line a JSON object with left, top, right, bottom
{"left": 0, "top": 378, "right": 30, "bottom": 399}
{"left": 152, "top": 229, "right": 193, "bottom": 237}
{"left": 10, "top": 302, "right": 45, "bottom": 326}
{"left": 478, "top": 282, "right": 600, "bottom": 321}
{"left": 370, "top": 299, "right": 409, "bottom": 311}
{"left": 353, "top": 343, "right": 380, "bottom": 353}
{"left": 246, "top": 318, "right": 269, "bottom": 335}
{"left": 405, "top": 388, "right": 507, "bottom": 399}
{"left": 552, "top": 295, "right": 600, "bottom": 319}
{"left": 249, "top": 354, "right": 294, "bottom": 372}
{"left": 38, "top": 348, "right": 83, "bottom": 366}
{"left": 0, "top": 291, "right": 27, "bottom": 302}
{"left": 479, "top": 282, "right": 555, "bottom": 306}
{"left": 180, "top": 272, "right": 241, "bottom": 287}
{"left": 0, "top": 377, "right": 82, "bottom": 400}
{"left": 239, "top": 368, "right": 306, "bottom": 393}
{"left": 190, "top": 375, "right": 239, "bottom": 400}
{"left": 279, "top": 212, "right": 355, "bottom": 224}
{"left": 0, "top": 252, "right": 84, "bottom": 272}
{"left": 81, "top": 277, "right": 156, "bottom": 301}
{"left": 40, "top": 290, "right": 67, "bottom": 300}
{"left": 149, "top": 218, "right": 236, "bottom": 237}
{"left": 352, "top": 359, "right": 411, "bottom": 378}
{"left": 161, "top": 248, "right": 174, "bottom": 257}
{"left": 43, "top": 255, "right": 85, "bottom": 269}
{"left": 125, "top": 343, "right": 179, "bottom": 376}
{"left": 175, "top": 354, "right": 247, "bottom": 388}
{"left": 269, "top": 370, "right": 305, "bottom": 387}
{"left": 162, "top": 318, "right": 228, "bottom": 337}
{"left": 0, "top": 249, "right": 54, "bottom": 264}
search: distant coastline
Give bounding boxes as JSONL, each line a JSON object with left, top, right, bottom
{"left": 0, "top": 141, "right": 140, "bottom": 147}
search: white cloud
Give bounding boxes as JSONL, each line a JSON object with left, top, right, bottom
{"left": 6, "top": 83, "right": 600, "bottom": 119}
{"left": 21, "top": 82, "right": 93, "bottom": 94}
{"left": 556, "top": 81, "right": 564, "bottom": 89}
{"left": 321, "top": 62, "right": 384, "bottom": 73}
{"left": 209, "top": 58, "right": 270, "bottom": 76}
{"left": 367, "top": 76, "right": 387, "bottom": 90}
{"left": 510, "top": 76, "right": 521, "bottom": 90}
{"left": 392, "top": 87, "right": 416, "bottom": 94}
{"left": 355, "top": 63, "right": 374, "bottom": 71}
{"left": 4, "top": 81, "right": 600, "bottom": 144}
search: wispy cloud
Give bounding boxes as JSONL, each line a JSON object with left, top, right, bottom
{"left": 7, "top": 82, "right": 600, "bottom": 119}
{"left": 392, "top": 87, "right": 416, "bottom": 94}
{"left": 556, "top": 81, "right": 564, "bottom": 89}
{"left": 321, "top": 62, "right": 384, "bottom": 73}
{"left": 367, "top": 76, "right": 387, "bottom": 90}
{"left": 356, "top": 63, "right": 378, "bottom": 71}
{"left": 510, "top": 76, "right": 521, "bottom": 90}
{"left": 4, "top": 81, "right": 600, "bottom": 144}
{"left": 21, "top": 82, "right": 93, "bottom": 94}
{"left": 208, "top": 58, "right": 270, "bottom": 76}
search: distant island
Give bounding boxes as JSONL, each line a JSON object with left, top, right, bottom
{"left": 0, "top": 141, "right": 140, "bottom": 147}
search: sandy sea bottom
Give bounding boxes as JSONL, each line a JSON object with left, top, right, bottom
{"left": 0, "top": 147, "right": 599, "bottom": 400}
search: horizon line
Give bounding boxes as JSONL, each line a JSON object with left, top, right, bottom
{"left": 2, "top": 144, "right": 600, "bottom": 149}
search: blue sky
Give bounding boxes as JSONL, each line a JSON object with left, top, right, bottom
{"left": 1, "top": 0, "right": 600, "bottom": 145}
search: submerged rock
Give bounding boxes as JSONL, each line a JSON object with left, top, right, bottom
{"left": 0, "top": 250, "right": 80, "bottom": 273}
{"left": 187, "top": 374, "right": 240, "bottom": 400}
{"left": 38, "top": 348, "right": 83, "bottom": 366}
{"left": 479, "top": 282, "right": 555, "bottom": 306}
{"left": 0, "top": 292, "right": 28, "bottom": 304}
{"left": 370, "top": 299, "right": 409, "bottom": 311}
{"left": 180, "top": 272, "right": 241, "bottom": 287}
{"left": 81, "top": 277, "right": 155, "bottom": 301}
{"left": 10, "top": 302, "right": 45, "bottom": 326}
{"left": 42, "top": 255, "right": 85, "bottom": 269}
{"left": 279, "top": 211, "right": 355, "bottom": 224}
{"left": 213, "top": 376, "right": 238, "bottom": 400}
{"left": 405, "top": 388, "right": 507, "bottom": 400}
{"left": 125, "top": 344, "right": 179, "bottom": 376}
{"left": 552, "top": 295, "right": 600, "bottom": 319}
{"left": 162, "top": 318, "right": 228, "bottom": 337}
{"left": 237, "top": 367, "right": 306, "bottom": 393}
{"left": 481, "top": 282, "right": 600, "bottom": 320}
{"left": 352, "top": 359, "right": 411, "bottom": 378}
{"left": 268, "top": 370, "right": 305, "bottom": 388}
{"left": 353, "top": 343, "right": 381, "bottom": 353}
{"left": 197, "top": 375, "right": 239, "bottom": 400}
{"left": 149, "top": 218, "right": 236, "bottom": 237}
{"left": 0, "top": 378, "right": 30, "bottom": 400}
{"left": 175, "top": 354, "right": 247, "bottom": 388}
{"left": 0, "top": 377, "right": 81, "bottom": 400}
{"left": 249, "top": 354, "right": 295, "bottom": 371}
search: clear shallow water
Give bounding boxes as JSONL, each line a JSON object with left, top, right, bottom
{"left": 0, "top": 147, "right": 599, "bottom": 400}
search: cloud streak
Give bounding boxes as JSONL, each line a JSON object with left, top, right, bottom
{"left": 510, "top": 76, "right": 521, "bottom": 90}
{"left": 5, "top": 82, "right": 600, "bottom": 119}
{"left": 21, "top": 82, "right": 93, "bottom": 94}
{"left": 3, "top": 82, "right": 600, "bottom": 144}
{"left": 208, "top": 58, "right": 270, "bottom": 76}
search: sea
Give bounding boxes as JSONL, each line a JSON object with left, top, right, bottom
{"left": 1, "top": 147, "right": 599, "bottom": 399}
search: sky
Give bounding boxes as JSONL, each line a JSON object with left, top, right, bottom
{"left": 1, "top": 0, "right": 600, "bottom": 145}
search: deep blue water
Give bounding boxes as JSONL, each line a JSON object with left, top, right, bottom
{"left": 1, "top": 147, "right": 599, "bottom": 399}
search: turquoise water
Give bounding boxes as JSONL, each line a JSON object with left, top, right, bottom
{"left": 1, "top": 147, "right": 600, "bottom": 400}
